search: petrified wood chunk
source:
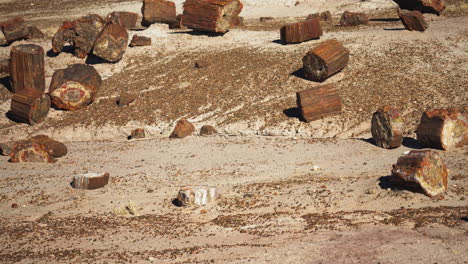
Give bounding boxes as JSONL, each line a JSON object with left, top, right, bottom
{"left": 106, "top": 11, "right": 139, "bottom": 29}
{"left": 393, "top": 0, "right": 446, "bottom": 15}
{"left": 200, "top": 125, "right": 217, "bottom": 136}
{"left": 1, "top": 17, "right": 30, "bottom": 44}
{"left": 416, "top": 109, "right": 467, "bottom": 150}
{"left": 93, "top": 23, "right": 128, "bottom": 62}
{"left": 30, "top": 135, "right": 67, "bottom": 158}
{"left": 169, "top": 14, "right": 187, "bottom": 29}
{"left": 52, "top": 14, "right": 105, "bottom": 58}
{"left": 117, "top": 92, "right": 136, "bottom": 106}
{"left": 10, "top": 44, "right": 45, "bottom": 94}
{"left": 339, "top": 11, "right": 369, "bottom": 26}
{"left": 280, "top": 18, "right": 322, "bottom": 44}
{"left": 9, "top": 92, "right": 50, "bottom": 125}
{"left": 177, "top": 185, "right": 217, "bottom": 206}
{"left": 142, "top": 0, "right": 177, "bottom": 25}
{"left": 71, "top": 172, "right": 110, "bottom": 190}
{"left": 302, "top": 39, "right": 349, "bottom": 82}
{"left": 306, "top": 11, "right": 332, "bottom": 22}
{"left": 130, "top": 128, "right": 146, "bottom": 139}
{"left": 183, "top": 0, "right": 243, "bottom": 33}
{"left": 49, "top": 64, "right": 102, "bottom": 111}
{"left": 399, "top": 10, "right": 428, "bottom": 31}
{"left": 10, "top": 140, "right": 55, "bottom": 163}
{"left": 296, "top": 84, "right": 342, "bottom": 122}
{"left": 170, "top": 119, "right": 195, "bottom": 138}
{"left": 371, "top": 106, "right": 404, "bottom": 149}
{"left": 129, "top": 35, "right": 151, "bottom": 47}
{"left": 391, "top": 150, "right": 448, "bottom": 197}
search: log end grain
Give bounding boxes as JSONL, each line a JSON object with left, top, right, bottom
{"left": 10, "top": 140, "right": 55, "bottom": 163}
{"left": 71, "top": 172, "right": 110, "bottom": 190}
{"left": 170, "top": 119, "right": 195, "bottom": 138}
{"left": 371, "top": 106, "right": 404, "bottom": 149}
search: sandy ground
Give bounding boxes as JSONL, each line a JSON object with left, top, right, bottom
{"left": 0, "top": 0, "right": 467, "bottom": 263}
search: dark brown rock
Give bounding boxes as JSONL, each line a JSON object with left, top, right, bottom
{"left": 130, "top": 128, "right": 146, "bottom": 139}
{"left": 339, "top": 11, "right": 369, "bottom": 26}
{"left": 371, "top": 106, "right": 404, "bottom": 149}
{"left": 106, "top": 11, "right": 139, "bottom": 29}
{"left": 10, "top": 140, "right": 56, "bottom": 163}
{"left": 170, "top": 119, "right": 195, "bottom": 138}
{"left": 1, "top": 17, "right": 30, "bottom": 44}
{"left": 169, "top": 14, "right": 187, "bottom": 29}
{"left": 393, "top": 0, "right": 446, "bottom": 15}
{"left": 30, "top": 135, "right": 67, "bottom": 158}
{"left": 9, "top": 92, "right": 50, "bottom": 125}
{"left": 129, "top": 35, "right": 151, "bottom": 47}
{"left": 200, "top": 125, "right": 217, "bottom": 136}
{"left": 27, "top": 26, "right": 45, "bottom": 39}
{"left": 399, "top": 10, "right": 428, "bottom": 31}
{"left": 117, "top": 92, "right": 136, "bottom": 106}
{"left": 142, "top": 0, "right": 177, "bottom": 25}
{"left": 306, "top": 11, "right": 332, "bottom": 22}
{"left": 71, "top": 172, "right": 110, "bottom": 190}
{"left": 280, "top": 18, "right": 322, "bottom": 44}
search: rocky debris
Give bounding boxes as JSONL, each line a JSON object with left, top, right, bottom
{"left": 306, "top": 11, "right": 332, "bottom": 22}
{"left": 399, "top": 10, "right": 428, "bottom": 32}
{"left": 391, "top": 150, "right": 448, "bottom": 197}
{"left": 0, "top": 142, "right": 14, "bottom": 156}
{"left": 93, "top": 23, "right": 128, "bottom": 62}
{"left": 9, "top": 92, "right": 50, "bottom": 125}
{"left": 371, "top": 106, "right": 404, "bottom": 149}
{"left": 106, "top": 11, "right": 139, "bottom": 29}
{"left": 9, "top": 140, "right": 56, "bottom": 163}
{"left": 339, "top": 11, "right": 369, "bottom": 26}
{"left": 142, "top": 0, "right": 177, "bottom": 25}
{"left": 29, "top": 135, "right": 67, "bottom": 158}
{"left": 392, "top": 0, "right": 446, "bottom": 15}
{"left": 130, "top": 128, "right": 146, "bottom": 139}
{"left": 117, "top": 92, "right": 136, "bottom": 106}
{"left": 200, "top": 125, "right": 217, "bottom": 136}
{"left": 416, "top": 109, "right": 467, "bottom": 150}
{"left": 168, "top": 14, "right": 187, "bottom": 29}
{"left": 10, "top": 44, "right": 46, "bottom": 94}
{"left": 296, "top": 84, "right": 342, "bottom": 122}
{"left": 182, "top": 0, "right": 243, "bottom": 33}
{"left": 170, "top": 119, "right": 195, "bottom": 138}
{"left": 176, "top": 185, "right": 217, "bottom": 206}
{"left": 129, "top": 35, "right": 151, "bottom": 47}
{"left": 71, "top": 172, "right": 110, "bottom": 190}
{"left": 49, "top": 64, "right": 102, "bottom": 111}
{"left": 0, "top": 17, "right": 44, "bottom": 45}
{"left": 302, "top": 39, "right": 349, "bottom": 82}
{"left": 280, "top": 18, "right": 322, "bottom": 44}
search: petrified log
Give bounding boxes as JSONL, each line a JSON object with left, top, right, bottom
{"left": 296, "top": 84, "right": 342, "bottom": 122}
{"left": 10, "top": 44, "right": 45, "bottom": 94}
{"left": 106, "top": 11, "right": 139, "bottom": 29}
{"left": 306, "top": 11, "right": 332, "bottom": 22}
{"left": 393, "top": 0, "right": 446, "bottom": 15}
{"left": 183, "top": 0, "right": 243, "bottom": 33}
{"left": 142, "top": 0, "right": 177, "bottom": 25}
{"left": 416, "top": 109, "right": 467, "bottom": 150}
{"left": 371, "top": 106, "right": 404, "bottom": 149}
{"left": 52, "top": 14, "right": 105, "bottom": 58}
{"left": 93, "top": 23, "right": 128, "bottom": 62}
{"left": 280, "top": 18, "right": 322, "bottom": 44}
{"left": 129, "top": 35, "right": 151, "bottom": 47}
{"left": 71, "top": 172, "right": 110, "bottom": 190}
{"left": 200, "top": 125, "right": 217, "bottom": 136}
{"left": 27, "top": 26, "right": 45, "bottom": 39}
{"left": 1, "top": 17, "right": 30, "bottom": 44}
{"left": 117, "top": 92, "right": 136, "bottom": 106}
{"left": 339, "top": 11, "right": 369, "bottom": 26}
{"left": 169, "top": 14, "right": 187, "bottom": 29}
{"left": 170, "top": 119, "right": 195, "bottom": 138}
{"left": 49, "top": 64, "right": 102, "bottom": 111}
{"left": 302, "top": 39, "right": 349, "bottom": 82}
{"left": 391, "top": 150, "right": 448, "bottom": 197}
{"left": 130, "top": 128, "right": 146, "bottom": 139}
{"left": 30, "top": 135, "right": 67, "bottom": 158}
{"left": 177, "top": 185, "right": 217, "bottom": 206}
{"left": 10, "top": 140, "right": 55, "bottom": 163}
{"left": 399, "top": 10, "right": 428, "bottom": 31}
{"left": 9, "top": 92, "right": 50, "bottom": 125}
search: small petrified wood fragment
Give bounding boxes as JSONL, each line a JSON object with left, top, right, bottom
{"left": 170, "top": 119, "right": 195, "bottom": 138}
{"left": 1, "top": 17, "right": 30, "bottom": 44}
{"left": 10, "top": 140, "right": 55, "bottom": 163}
{"left": 391, "top": 150, "right": 448, "bottom": 197}
{"left": 393, "top": 0, "right": 446, "bottom": 15}
{"left": 399, "top": 10, "right": 428, "bottom": 31}
{"left": 142, "top": 0, "right": 177, "bottom": 25}
{"left": 93, "top": 23, "right": 128, "bottom": 62}
{"left": 302, "top": 39, "right": 349, "bottom": 82}
{"left": 296, "top": 84, "right": 342, "bottom": 122}
{"left": 10, "top": 44, "right": 45, "bottom": 94}
{"left": 200, "top": 125, "right": 217, "bottom": 136}
{"left": 49, "top": 64, "right": 102, "bottom": 111}
{"left": 280, "top": 18, "right": 322, "bottom": 44}
{"left": 130, "top": 128, "right": 146, "bottom": 139}
{"left": 306, "top": 11, "right": 332, "bottom": 22}
{"left": 71, "top": 172, "right": 110, "bottom": 190}
{"left": 9, "top": 92, "right": 50, "bottom": 125}
{"left": 129, "top": 35, "right": 151, "bottom": 47}
{"left": 30, "top": 135, "right": 67, "bottom": 158}
{"left": 106, "top": 11, "right": 139, "bottom": 29}
{"left": 169, "top": 14, "right": 187, "bottom": 29}
{"left": 371, "top": 106, "right": 404, "bottom": 149}
{"left": 416, "top": 109, "right": 467, "bottom": 150}
{"left": 339, "top": 11, "right": 369, "bottom": 26}
{"left": 117, "top": 92, "right": 136, "bottom": 106}
{"left": 177, "top": 185, "right": 217, "bottom": 206}
{"left": 183, "top": 0, "right": 243, "bottom": 33}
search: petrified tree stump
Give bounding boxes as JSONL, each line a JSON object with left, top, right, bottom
{"left": 169, "top": 14, "right": 187, "bottom": 29}
{"left": 170, "top": 119, "right": 195, "bottom": 138}
{"left": 130, "top": 128, "right": 146, "bottom": 139}
{"left": 399, "top": 10, "right": 428, "bottom": 31}
{"left": 371, "top": 106, "right": 404, "bottom": 149}
{"left": 416, "top": 109, "right": 467, "bottom": 150}
{"left": 49, "top": 64, "right": 102, "bottom": 111}
{"left": 339, "top": 11, "right": 369, "bottom": 26}
{"left": 9, "top": 92, "right": 50, "bottom": 125}
{"left": 391, "top": 150, "right": 448, "bottom": 197}
{"left": 1, "top": 17, "right": 30, "bottom": 44}
{"left": 183, "top": 0, "right": 243, "bottom": 33}
{"left": 129, "top": 35, "right": 151, "bottom": 47}
{"left": 71, "top": 172, "right": 110, "bottom": 190}
{"left": 296, "top": 84, "right": 342, "bottom": 122}
{"left": 177, "top": 185, "right": 217, "bottom": 206}
{"left": 142, "top": 0, "right": 177, "bottom": 25}
{"left": 393, "top": 0, "right": 446, "bottom": 15}
{"left": 200, "top": 125, "right": 217, "bottom": 136}
{"left": 106, "top": 11, "right": 139, "bottom": 29}
{"left": 10, "top": 44, "right": 45, "bottom": 95}
{"left": 93, "top": 23, "right": 128, "bottom": 62}
{"left": 10, "top": 140, "right": 55, "bottom": 163}
{"left": 30, "top": 135, "right": 67, "bottom": 158}
{"left": 280, "top": 18, "right": 322, "bottom": 44}
{"left": 302, "top": 39, "right": 349, "bottom": 82}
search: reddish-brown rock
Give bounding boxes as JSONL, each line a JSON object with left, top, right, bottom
{"left": 296, "top": 84, "right": 342, "bottom": 122}
{"left": 339, "top": 11, "right": 369, "bottom": 26}
{"left": 117, "top": 92, "right": 136, "bottom": 106}
{"left": 9, "top": 92, "right": 50, "bottom": 125}
{"left": 30, "top": 135, "right": 67, "bottom": 158}
{"left": 130, "top": 128, "right": 146, "bottom": 139}
{"left": 200, "top": 125, "right": 217, "bottom": 136}
{"left": 71, "top": 172, "right": 110, "bottom": 190}
{"left": 393, "top": 0, "right": 446, "bottom": 15}
{"left": 306, "top": 11, "right": 332, "bottom": 22}
{"left": 10, "top": 44, "right": 45, "bottom": 95}
{"left": 10, "top": 140, "right": 55, "bottom": 163}
{"left": 0, "top": 17, "right": 30, "bottom": 44}
{"left": 169, "top": 14, "right": 187, "bottom": 29}
{"left": 106, "top": 11, "right": 139, "bottom": 29}
{"left": 170, "top": 119, "right": 195, "bottom": 138}
{"left": 93, "top": 23, "right": 128, "bottom": 62}
{"left": 142, "top": 0, "right": 177, "bottom": 25}
{"left": 399, "top": 10, "right": 428, "bottom": 31}
{"left": 183, "top": 0, "right": 243, "bottom": 33}
{"left": 371, "top": 106, "right": 404, "bottom": 149}
{"left": 280, "top": 18, "right": 322, "bottom": 44}
{"left": 129, "top": 35, "right": 151, "bottom": 47}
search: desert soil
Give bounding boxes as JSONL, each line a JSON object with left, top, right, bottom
{"left": 0, "top": 0, "right": 467, "bottom": 263}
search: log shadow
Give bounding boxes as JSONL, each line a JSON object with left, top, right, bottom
{"left": 172, "top": 198, "right": 183, "bottom": 207}
{"left": 5, "top": 111, "right": 23, "bottom": 124}
{"left": 290, "top": 68, "right": 309, "bottom": 81}
{"left": 0, "top": 76, "right": 13, "bottom": 93}
{"left": 168, "top": 30, "right": 227, "bottom": 37}
{"left": 402, "top": 137, "right": 424, "bottom": 149}
{"left": 85, "top": 54, "right": 111, "bottom": 65}
{"left": 383, "top": 28, "right": 406, "bottom": 31}
{"left": 378, "top": 175, "right": 426, "bottom": 195}
{"left": 283, "top": 107, "right": 305, "bottom": 122}
{"left": 358, "top": 137, "right": 376, "bottom": 146}
{"left": 272, "top": 39, "right": 286, "bottom": 45}
{"left": 370, "top": 18, "right": 401, "bottom": 22}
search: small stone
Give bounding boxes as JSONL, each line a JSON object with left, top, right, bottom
{"left": 11, "top": 203, "right": 18, "bottom": 208}
{"left": 169, "top": 119, "right": 195, "bottom": 138}
{"left": 200, "top": 125, "right": 217, "bottom": 136}
{"left": 176, "top": 185, "right": 217, "bottom": 206}
{"left": 129, "top": 35, "right": 151, "bottom": 47}
{"left": 71, "top": 172, "right": 110, "bottom": 190}
{"left": 117, "top": 92, "right": 136, "bottom": 107}
{"left": 312, "top": 165, "right": 320, "bottom": 171}
{"left": 130, "top": 128, "right": 146, "bottom": 139}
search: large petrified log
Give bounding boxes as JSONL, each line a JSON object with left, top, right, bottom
{"left": 391, "top": 150, "right": 448, "bottom": 197}
{"left": 142, "top": 0, "right": 177, "bottom": 25}
{"left": 302, "top": 39, "right": 349, "bottom": 82}
{"left": 176, "top": 185, "right": 217, "bottom": 206}
{"left": 10, "top": 44, "right": 45, "bottom": 95}
{"left": 393, "top": 0, "right": 446, "bottom": 15}
{"left": 182, "top": 0, "right": 243, "bottom": 33}
{"left": 93, "top": 23, "right": 128, "bottom": 62}
{"left": 371, "top": 106, "right": 404, "bottom": 149}
{"left": 129, "top": 35, "right": 151, "bottom": 47}
{"left": 416, "top": 109, "right": 467, "bottom": 150}
{"left": 399, "top": 10, "right": 428, "bottom": 31}
{"left": 106, "top": 11, "right": 139, "bottom": 29}
{"left": 280, "top": 18, "right": 322, "bottom": 44}
{"left": 9, "top": 92, "right": 50, "bottom": 125}
{"left": 339, "top": 11, "right": 369, "bottom": 26}
{"left": 52, "top": 14, "right": 105, "bottom": 58}
{"left": 10, "top": 140, "right": 55, "bottom": 163}
{"left": 170, "top": 119, "right": 195, "bottom": 138}
{"left": 296, "top": 84, "right": 342, "bottom": 122}
{"left": 71, "top": 172, "right": 110, "bottom": 190}
{"left": 49, "top": 64, "right": 102, "bottom": 111}
{"left": 30, "top": 135, "right": 67, "bottom": 158}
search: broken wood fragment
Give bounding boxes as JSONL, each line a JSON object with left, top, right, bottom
{"left": 183, "top": 0, "right": 243, "bottom": 33}
{"left": 177, "top": 185, "right": 217, "bottom": 206}
{"left": 71, "top": 172, "right": 110, "bottom": 190}
{"left": 170, "top": 119, "right": 195, "bottom": 138}
{"left": 30, "top": 135, "right": 67, "bottom": 158}
{"left": 10, "top": 44, "right": 45, "bottom": 94}
{"left": 142, "top": 0, "right": 177, "bottom": 25}
{"left": 339, "top": 11, "right": 369, "bottom": 26}
{"left": 9, "top": 92, "right": 50, "bottom": 125}
{"left": 93, "top": 23, "right": 128, "bottom": 62}
{"left": 129, "top": 35, "right": 151, "bottom": 47}
{"left": 168, "top": 14, "right": 187, "bottom": 29}
{"left": 106, "top": 11, "right": 139, "bottom": 29}
{"left": 399, "top": 10, "right": 428, "bottom": 31}
{"left": 296, "top": 84, "right": 342, "bottom": 122}
{"left": 371, "top": 106, "right": 404, "bottom": 149}
{"left": 280, "top": 18, "right": 322, "bottom": 44}
{"left": 1, "top": 17, "right": 30, "bottom": 44}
